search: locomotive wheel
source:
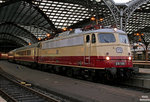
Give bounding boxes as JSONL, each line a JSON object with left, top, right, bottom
{"left": 31, "top": 63, "right": 38, "bottom": 69}
{"left": 49, "top": 65, "right": 55, "bottom": 73}
{"left": 61, "top": 67, "right": 67, "bottom": 75}
{"left": 53, "top": 66, "right": 60, "bottom": 74}
{"left": 81, "top": 69, "right": 90, "bottom": 80}
{"left": 105, "top": 72, "right": 114, "bottom": 81}
{"left": 124, "top": 70, "right": 132, "bottom": 79}
{"left": 38, "top": 64, "right": 43, "bottom": 70}
{"left": 66, "top": 68, "right": 74, "bottom": 77}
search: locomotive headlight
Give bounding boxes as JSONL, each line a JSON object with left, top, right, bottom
{"left": 128, "top": 56, "right": 132, "bottom": 60}
{"left": 106, "top": 56, "right": 110, "bottom": 60}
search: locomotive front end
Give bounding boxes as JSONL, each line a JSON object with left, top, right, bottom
{"left": 95, "top": 29, "right": 138, "bottom": 79}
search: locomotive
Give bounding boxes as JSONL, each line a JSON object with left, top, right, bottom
{"left": 8, "top": 27, "right": 138, "bottom": 80}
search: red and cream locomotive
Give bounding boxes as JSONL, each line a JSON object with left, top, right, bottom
{"left": 8, "top": 27, "right": 138, "bottom": 80}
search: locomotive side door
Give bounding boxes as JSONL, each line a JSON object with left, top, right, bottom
{"left": 84, "top": 34, "right": 91, "bottom": 64}
{"left": 34, "top": 47, "right": 37, "bottom": 62}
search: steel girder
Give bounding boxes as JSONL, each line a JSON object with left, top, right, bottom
{"left": 0, "top": 33, "right": 28, "bottom": 52}
{"left": 32, "top": 0, "right": 119, "bottom": 29}
{"left": 0, "top": 0, "right": 120, "bottom": 53}
{"left": 0, "top": 0, "right": 56, "bottom": 31}
{"left": 0, "top": 33, "right": 28, "bottom": 46}
{"left": 102, "top": 0, "right": 120, "bottom": 27}
{"left": 0, "top": 39, "right": 23, "bottom": 53}
{"left": 125, "top": 0, "right": 150, "bottom": 38}
{"left": 0, "top": 0, "right": 56, "bottom": 40}
{"left": 0, "top": 23, "right": 37, "bottom": 43}
{"left": 131, "top": 27, "right": 150, "bottom": 43}
{"left": 0, "top": 0, "right": 120, "bottom": 37}
{"left": 122, "top": 0, "right": 150, "bottom": 31}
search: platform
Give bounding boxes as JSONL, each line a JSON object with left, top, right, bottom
{"left": 0, "top": 61, "right": 149, "bottom": 102}
{"left": 133, "top": 60, "right": 150, "bottom": 68}
{"left": 139, "top": 68, "right": 150, "bottom": 74}
{"left": 0, "top": 96, "right": 6, "bottom": 102}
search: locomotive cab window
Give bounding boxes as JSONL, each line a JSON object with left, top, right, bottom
{"left": 119, "top": 34, "right": 129, "bottom": 44}
{"left": 92, "top": 34, "right": 96, "bottom": 43}
{"left": 98, "top": 33, "right": 116, "bottom": 43}
{"left": 86, "top": 35, "right": 90, "bottom": 43}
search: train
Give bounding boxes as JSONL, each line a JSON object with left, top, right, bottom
{"left": 0, "top": 52, "right": 8, "bottom": 60}
{"left": 8, "top": 27, "right": 138, "bottom": 80}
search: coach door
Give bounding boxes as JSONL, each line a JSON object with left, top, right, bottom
{"left": 34, "top": 48, "right": 37, "bottom": 62}
{"left": 84, "top": 34, "right": 91, "bottom": 64}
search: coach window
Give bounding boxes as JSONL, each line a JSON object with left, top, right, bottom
{"left": 86, "top": 35, "right": 90, "bottom": 43}
{"left": 27, "top": 50, "right": 31, "bottom": 55}
{"left": 92, "top": 34, "right": 96, "bottom": 43}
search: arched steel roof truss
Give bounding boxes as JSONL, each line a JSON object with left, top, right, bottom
{"left": 0, "top": 23, "right": 38, "bottom": 43}
{"left": 0, "top": 0, "right": 56, "bottom": 34}
{"left": 0, "top": 33, "right": 28, "bottom": 46}
{"left": 122, "top": 0, "right": 150, "bottom": 31}
{"left": 32, "top": 0, "right": 119, "bottom": 29}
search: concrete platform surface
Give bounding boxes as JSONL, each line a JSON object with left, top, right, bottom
{"left": 139, "top": 68, "right": 150, "bottom": 74}
{"left": 0, "top": 61, "right": 149, "bottom": 102}
{"left": 0, "top": 96, "right": 6, "bottom": 102}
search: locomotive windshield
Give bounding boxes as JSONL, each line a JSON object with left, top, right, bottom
{"left": 119, "top": 34, "right": 129, "bottom": 44}
{"left": 98, "top": 33, "right": 116, "bottom": 43}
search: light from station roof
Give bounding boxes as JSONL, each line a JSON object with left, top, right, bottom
{"left": 38, "top": 38, "right": 41, "bottom": 41}
{"left": 134, "top": 33, "right": 144, "bottom": 36}
{"left": 136, "top": 33, "right": 140, "bottom": 36}
{"left": 134, "top": 33, "right": 144, "bottom": 42}
{"left": 91, "top": 17, "right": 96, "bottom": 21}
{"left": 99, "top": 18, "right": 103, "bottom": 22}
{"left": 46, "top": 33, "right": 50, "bottom": 37}
{"left": 63, "top": 28, "right": 67, "bottom": 31}
{"left": 96, "top": 0, "right": 101, "bottom": 2}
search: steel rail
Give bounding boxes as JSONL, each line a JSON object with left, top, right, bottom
{"left": 0, "top": 73, "right": 60, "bottom": 102}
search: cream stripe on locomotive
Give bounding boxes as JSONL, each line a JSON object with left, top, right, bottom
{"left": 39, "top": 32, "right": 130, "bottom": 57}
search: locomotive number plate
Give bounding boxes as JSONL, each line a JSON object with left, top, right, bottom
{"left": 116, "top": 62, "right": 125, "bottom": 66}
{"left": 116, "top": 47, "right": 123, "bottom": 53}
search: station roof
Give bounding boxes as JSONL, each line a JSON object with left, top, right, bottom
{"left": 124, "top": 0, "right": 150, "bottom": 44}
{"left": 0, "top": 0, "right": 150, "bottom": 52}
{"left": 0, "top": 0, "right": 118, "bottom": 52}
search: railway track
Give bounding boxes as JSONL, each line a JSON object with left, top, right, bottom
{"left": 0, "top": 72, "right": 61, "bottom": 102}
{"left": 0, "top": 63, "right": 150, "bottom": 102}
